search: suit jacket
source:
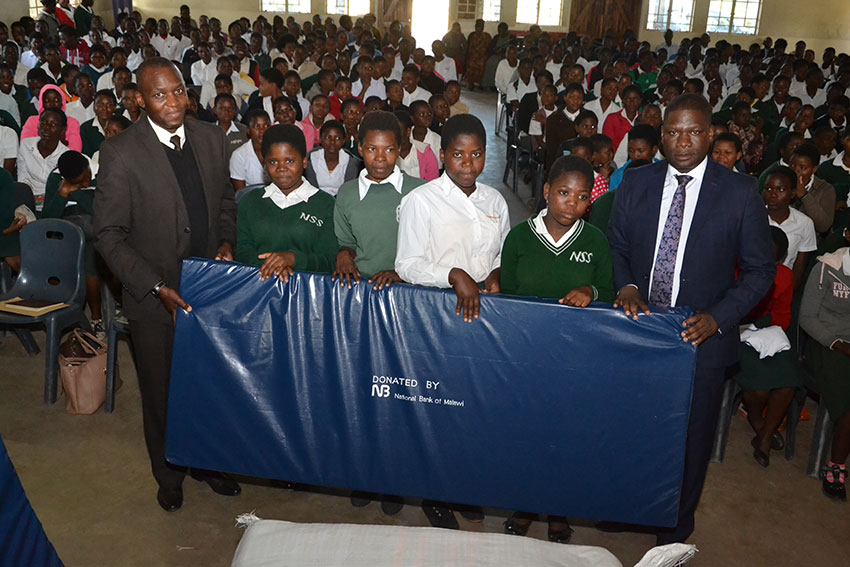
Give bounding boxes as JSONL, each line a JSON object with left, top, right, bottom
{"left": 607, "top": 159, "right": 775, "bottom": 367}
{"left": 94, "top": 117, "right": 236, "bottom": 324}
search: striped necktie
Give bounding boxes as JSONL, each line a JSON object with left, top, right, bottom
{"left": 649, "top": 174, "right": 692, "bottom": 307}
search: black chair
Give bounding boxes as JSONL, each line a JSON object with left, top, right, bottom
{"left": 529, "top": 153, "right": 546, "bottom": 212}
{"left": 797, "top": 327, "right": 835, "bottom": 478}
{"left": 0, "top": 219, "right": 88, "bottom": 404}
{"left": 501, "top": 113, "right": 531, "bottom": 195}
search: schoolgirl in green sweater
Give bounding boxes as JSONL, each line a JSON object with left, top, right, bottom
{"left": 500, "top": 155, "right": 614, "bottom": 305}
{"left": 235, "top": 123, "right": 338, "bottom": 280}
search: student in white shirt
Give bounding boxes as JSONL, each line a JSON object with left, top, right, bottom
{"left": 64, "top": 73, "right": 96, "bottom": 126}
{"left": 304, "top": 120, "right": 361, "bottom": 196}
{"left": 583, "top": 77, "right": 620, "bottom": 129}
{"left": 764, "top": 166, "right": 818, "bottom": 291}
{"left": 506, "top": 59, "right": 535, "bottom": 108}
{"left": 409, "top": 100, "right": 442, "bottom": 169}
{"left": 17, "top": 109, "right": 70, "bottom": 210}
{"left": 495, "top": 46, "right": 519, "bottom": 96}
{"left": 431, "top": 40, "right": 457, "bottom": 83}
{"left": 190, "top": 43, "right": 215, "bottom": 86}
{"left": 229, "top": 108, "right": 270, "bottom": 192}
{"left": 396, "top": 113, "right": 510, "bottom": 325}
{"left": 351, "top": 56, "right": 386, "bottom": 101}
{"left": 400, "top": 64, "right": 431, "bottom": 107}
{"left": 0, "top": 124, "right": 16, "bottom": 174}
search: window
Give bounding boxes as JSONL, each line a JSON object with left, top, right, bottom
{"left": 327, "top": 0, "right": 372, "bottom": 16}
{"left": 28, "top": 0, "right": 40, "bottom": 18}
{"left": 456, "top": 0, "right": 477, "bottom": 20}
{"left": 706, "top": 0, "right": 762, "bottom": 34}
{"left": 516, "top": 0, "right": 562, "bottom": 26}
{"left": 479, "top": 0, "right": 501, "bottom": 22}
{"left": 645, "top": 0, "right": 695, "bottom": 32}
{"left": 261, "top": 0, "right": 311, "bottom": 14}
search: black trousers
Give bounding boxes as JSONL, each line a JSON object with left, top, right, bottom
{"left": 128, "top": 319, "right": 186, "bottom": 490}
{"left": 657, "top": 364, "right": 726, "bottom": 544}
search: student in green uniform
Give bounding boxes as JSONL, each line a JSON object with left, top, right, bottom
{"left": 501, "top": 154, "right": 614, "bottom": 305}
{"left": 41, "top": 150, "right": 104, "bottom": 332}
{"left": 80, "top": 89, "right": 115, "bottom": 157}
{"left": 333, "top": 110, "right": 425, "bottom": 291}
{"left": 501, "top": 155, "right": 613, "bottom": 543}
{"left": 235, "top": 123, "right": 338, "bottom": 279}
{"left": 332, "top": 110, "right": 426, "bottom": 515}
{"left": 0, "top": 168, "right": 23, "bottom": 273}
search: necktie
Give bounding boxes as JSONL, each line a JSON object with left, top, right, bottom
{"left": 649, "top": 174, "right": 692, "bottom": 307}
{"left": 170, "top": 135, "right": 182, "bottom": 152}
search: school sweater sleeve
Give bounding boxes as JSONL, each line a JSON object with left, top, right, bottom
{"left": 333, "top": 190, "right": 357, "bottom": 252}
{"left": 498, "top": 226, "right": 520, "bottom": 295}
{"left": 235, "top": 197, "right": 261, "bottom": 266}
{"left": 590, "top": 231, "right": 615, "bottom": 302}
{"left": 40, "top": 172, "right": 67, "bottom": 219}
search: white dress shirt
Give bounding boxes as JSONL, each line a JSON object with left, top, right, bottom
{"left": 396, "top": 148, "right": 422, "bottom": 179}
{"left": 310, "top": 149, "right": 350, "bottom": 196}
{"left": 17, "top": 138, "right": 69, "bottom": 208}
{"left": 506, "top": 76, "right": 535, "bottom": 104}
{"left": 96, "top": 70, "right": 137, "bottom": 92}
{"left": 769, "top": 207, "right": 817, "bottom": 269}
{"left": 352, "top": 78, "right": 386, "bottom": 101}
{"left": 262, "top": 180, "right": 319, "bottom": 210}
{"left": 229, "top": 141, "right": 266, "bottom": 185}
{"left": 148, "top": 117, "right": 185, "bottom": 150}
{"left": 0, "top": 92, "right": 21, "bottom": 127}
{"left": 434, "top": 57, "right": 457, "bottom": 83}
{"left": 495, "top": 59, "right": 518, "bottom": 94}
{"left": 584, "top": 97, "right": 620, "bottom": 130}
{"left": 395, "top": 172, "right": 511, "bottom": 287}
{"left": 402, "top": 85, "right": 431, "bottom": 107}
{"left": 65, "top": 98, "right": 95, "bottom": 126}
{"left": 648, "top": 157, "right": 709, "bottom": 306}
{"left": 357, "top": 166, "right": 404, "bottom": 200}
{"left": 0, "top": 125, "right": 17, "bottom": 161}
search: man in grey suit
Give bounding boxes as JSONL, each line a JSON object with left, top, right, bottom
{"left": 94, "top": 57, "right": 240, "bottom": 512}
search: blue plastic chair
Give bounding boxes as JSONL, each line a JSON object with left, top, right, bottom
{"left": 235, "top": 183, "right": 267, "bottom": 204}
{"left": 0, "top": 219, "right": 88, "bottom": 404}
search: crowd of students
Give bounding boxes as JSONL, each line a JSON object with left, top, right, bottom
{"left": 0, "top": 0, "right": 849, "bottom": 543}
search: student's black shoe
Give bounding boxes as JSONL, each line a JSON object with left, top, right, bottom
{"left": 380, "top": 495, "right": 404, "bottom": 515}
{"left": 190, "top": 470, "right": 241, "bottom": 496}
{"left": 547, "top": 517, "right": 573, "bottom": 544}
{"left": 422, "top": 502, "right": 459, "bottom": 529}
{"left": 456, "top": 505, "right": 484, "bottom": 522}
{"left": 350, "top": 492, "right": 372, "bottom": 507}
{"left": 771, "top": 432, "right": 785, "bottom": 451}
{"left": 503, "top": 514, "right": 531, "bottom": 537}
{"left": 157, "top": 486, "right": 183, "bottom": 512}
{"left": 751, "top": 437, "right": 770, "bottom": 468}
{"left": 822, "top": 466, "right": 847, "bottom": 502}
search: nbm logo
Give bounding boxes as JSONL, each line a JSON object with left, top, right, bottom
{"left": 570, "top": 251, "right": 593, "bottom": 263}
{"left": 300, "top": 212, "right": 324, "bottom": 227}
{"left": 371, "top": 384, "right": 390, "bottom": 397}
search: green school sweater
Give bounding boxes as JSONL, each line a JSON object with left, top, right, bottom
{"left": 500, "top": 217, "right": 614, "bottom": 302}
{"left": 333, "top": 173, "right": 424, "bottom": 279}
{"left": 588, "top": 189, "right": 616, "bottom": 235}
{"left": 41, "top": 170, "right": 95, "bottom": 219}
{"left": 0, "top": 169, "right": 19, "bottom": 258}
{"left": 236, "top": 186, "right": 338, "bottom": 273}
{"left": 80, "top": 118, "right": 104, "bottom": 157}
{"left": 817, "top": 159, "right": 850, "bottom": 203}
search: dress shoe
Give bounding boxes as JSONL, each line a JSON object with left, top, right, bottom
{"left": 456, "top": 504, "right": 484, "bottom": 522}
{"left": 822, "top": 466, "right": 847, "bottom": 502}
{"left": 157, "top": 486, "right": 183, "bottom": 512}
{"left": 380, "top": 495, "right": 404, "bottom": 515}
{"left": 771, "top": 432, "right": 785, "bottom": 451}
{"left": 503, "top": 514, "right": 531, "bottom": 537}
{"left": 422, "top": 502, "right": 459, "bottom": 529}
{"left": 350, "top": 491, "right": 372, "bottom": 507}
{"left": 547, "top": 517, "right": 573, "bottom": 544}
{"left": 751, "top": 436, "right": 770, "bottom": 468}
{"left": 190, "top": 470, "right": 241, "bottom": 496}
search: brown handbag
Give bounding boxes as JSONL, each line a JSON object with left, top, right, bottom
{"left": 58, "top": 329, "right": 112, "bottom": 415}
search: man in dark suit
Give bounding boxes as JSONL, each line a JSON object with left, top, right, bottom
{"left": 94, "top": 57, "right": 240, "bottom": 512}
{"left": 607, "top": 94, "right": 775, "bottom": 543}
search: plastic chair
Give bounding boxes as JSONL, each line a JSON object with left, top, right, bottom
{"left": 495, "top": 91, "right": 508, "bottom": 136}
{"left": 0, "top": 219, "right": 88, "bottom": 404}
{"left": 100, "top": 282, "right": 132, "bottom": 413}
{"left": 501, "top": 114, "right": 530, "bottom": 195}
{"left": 235, "top": 183, "right": 267, "bottom": 204}
{"left": 797, "top": 327, "right": 835, "bottom": 478}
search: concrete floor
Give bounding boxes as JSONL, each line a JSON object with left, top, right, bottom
{"left": 1, "top": 89, "right": 849, "bottom": 566}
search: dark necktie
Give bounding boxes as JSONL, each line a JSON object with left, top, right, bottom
{"left": 649, "top": 174, "right": 692, "bottom": 307}
{"left": 170, "top": 135, "right": 182, "bottom": 152}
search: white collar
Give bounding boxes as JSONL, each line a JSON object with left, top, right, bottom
{"left": 666, "top": 156, "right": 709, "bottom": 184}
{"left": 531, "top": 209, "right": 582, "bottom": 248}
{"left": 262, "top": 180, "right": 319, "bottom": 210}
{"left": 357, "top": 166, "right": 404, "bottom": 200}
{"left": 147, "top": 116, "right": 185, "bottom": 150}
{"left": 437, "top": 172, "right": 486, "bottom": 201}
{"left": 843, "top": 248, "right": 850, "bottom": 277}
{"left": 217, "top": 120, "right": 239, "bottom": 135}
{"left": 563, "top": 108, "right": 580, "bottom": 121}
{"left": 93, "top": 118, "right": 106, "bottom": 136}
{"left": 804, "top": 175, "right": 814, "bottom": 192}
{"left": 833, "top": 152, "right": 850, "bottom": 172}
{"left": 620, "top": 108, "right": 638, "bottom": 125}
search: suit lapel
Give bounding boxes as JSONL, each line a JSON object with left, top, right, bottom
{"left": 681, "top": 160, "right": 722, "bottom": 266}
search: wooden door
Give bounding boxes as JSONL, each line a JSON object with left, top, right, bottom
{"left": 569, "top": 0, "right": 643, "bottom": 41}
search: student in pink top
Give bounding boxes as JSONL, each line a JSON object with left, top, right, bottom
{"left": 20, "top": 84, "right": 83, "bottom": 152}
{"left": 394, "top": 109, "right": 439, "bottom": 181}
